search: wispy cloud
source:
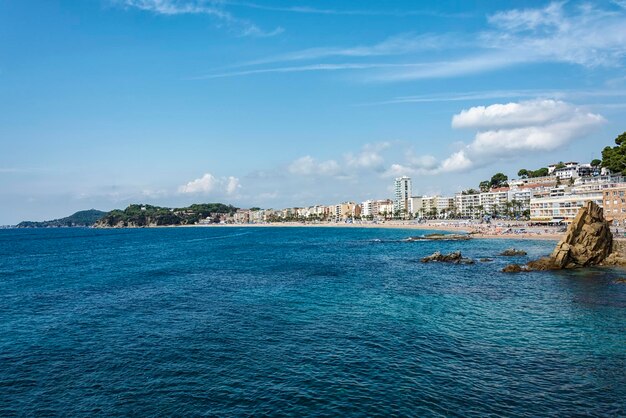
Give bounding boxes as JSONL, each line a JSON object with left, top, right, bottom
{"left": 193, "top": 1, "right": 626, "bottom": 80}
{"left": 113, "top": 0, "right": 283, "bottom": 37}
{"left": 190, "top": 63, "right": 419, "bottom": 79}
{"left": 221, "top": 1, "right": 473, "bottom": 18}
{"left": 236, "top": 33, "right": 456, "bottom": 68}
{"left": 365, "top": 88, "right": 626, "bottom": 106}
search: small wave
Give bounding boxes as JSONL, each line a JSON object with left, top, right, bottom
{"left": 186, "top": 232, "right": 252, "bottom": 242}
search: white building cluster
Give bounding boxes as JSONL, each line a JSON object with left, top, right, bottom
{"left": 222, "top": 161, "right": 626, "bottom": 225}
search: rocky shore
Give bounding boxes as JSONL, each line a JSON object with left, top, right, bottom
{"left": 502, "top": 201, "right": 626, "bottom": 272}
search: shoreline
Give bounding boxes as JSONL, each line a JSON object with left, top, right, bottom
{"left": 178, "top": 222, "right": 563, "bottom": 241}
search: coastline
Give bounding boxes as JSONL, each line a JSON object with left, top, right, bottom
{"left": 179, "top": 222, "right": 563, "bottom": 241}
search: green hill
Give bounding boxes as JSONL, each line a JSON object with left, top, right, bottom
{"left": 95, "top": 203, "right": 238, "bottom": 227}
{"left": 17, "top": 209, "right": 107, "bottom": 228}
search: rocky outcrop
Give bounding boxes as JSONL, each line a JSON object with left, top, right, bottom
{"left": 502, "top": 264, "right": 531, "bottom": 273}
{"left": 500, "top": 248, "right": 528, "bottom": 256}
{"left": 527, "top": 201, "right": 613, "bottom": 270}
{"left": 421, "top": 251, "right": 474, "bottom": 264}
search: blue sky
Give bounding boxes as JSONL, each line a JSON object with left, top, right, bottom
{"left": 1, "top": 0, "right": 626, "bottom": 224}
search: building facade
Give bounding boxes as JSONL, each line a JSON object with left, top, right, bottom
{"left": 530, "top": 192, "right": 604, "bottom": 223}
{"left": 603, "top": 186, "right": 626, "bottom": 226}
{"left": 394, "top": 176, "right": 412, "bottom": 217}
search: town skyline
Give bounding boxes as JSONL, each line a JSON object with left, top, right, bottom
{"left": 2, "top": 1, "right": 626, "bottom": 224}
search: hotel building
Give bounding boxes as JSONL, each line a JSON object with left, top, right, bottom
{"left": 394, "top": 176, "right": 412, "bottom": 217}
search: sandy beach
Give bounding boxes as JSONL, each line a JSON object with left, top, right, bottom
{"left": 193, "top": 221, "right": 564, "bottom": 241}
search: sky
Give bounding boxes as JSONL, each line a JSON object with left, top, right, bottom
{"left": 1, "top": 0, "right": 626, "bottom": 224}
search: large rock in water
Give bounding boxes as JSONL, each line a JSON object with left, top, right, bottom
{"left": 421, "top": 251, "right": 474, "bottom": 264}
{"left": 529, "top": 201, "right": 613, "bottom": 270}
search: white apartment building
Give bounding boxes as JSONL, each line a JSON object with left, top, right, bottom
{"left": 394, "top": 176, "right": 412, "bottom": 216}
{"left": 378, "top": 201, "right": 394, "bottom": 217}
{"left": 409, "top": 196, "right": 454, "bottom": 218}
{"left": 479, "top": 190, "right": 510, "bottom": 216}
{"left": 361, "top": 200, "right": 374, "bottom": 217}
{"left": 455, "top": 193, "right": 481, "bottom": 218}
{"left": 361, "top": 199, "right": 393, "bottom": 218}
{"left": 530, "top": 192, "right": 604, "bottom": 223}
{"left": 436, "top": 197, "right": 455, "bottom": 216}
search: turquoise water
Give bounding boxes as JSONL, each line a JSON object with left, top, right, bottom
{"left": 0, "top": 227, "right": 625, "bottom": 416}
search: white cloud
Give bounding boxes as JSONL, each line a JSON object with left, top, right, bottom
{"left": 345, "top": 142, "right": 389, "bottom": 170}
{"left": 178, "top": 172, "right": 242, "bottom": 195}
{"left": 178, "top": 173, "right": 219, "bottom": 193}
{"left": 225, "top": 176, "right": 241, "bottom": 195}
{"left": 288, "top": 143, "right": 393, "bottom": 178}
{"left": 288, "top": 156, "right": 341, "bottom": 176}
{"left": 439, "top": 151, "right": 473, "bottom": 173}
{"left": 407, "top": 154, "right": 438, "bottom": 169}
{"left": 451, "top": 99, "right": 581, "bottom": 130}
{"left": 114, "top": 0, "right": 283, "bottom": 37}
{"left": 383, "top": 99, "right": 605, "bottom": 175}
{"left": 437, "top": 99, "right": 603, "bottom": 173}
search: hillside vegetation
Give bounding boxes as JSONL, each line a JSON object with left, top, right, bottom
{"left": 95, "top": 203, "right": 238, "bottom": 227}
{"left": 17, "top": 209, "right": 107, "bottom": 228}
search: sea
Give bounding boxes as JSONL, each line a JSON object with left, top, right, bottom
{"left": 0, "top": 227, "right": 625, "bottom": 416}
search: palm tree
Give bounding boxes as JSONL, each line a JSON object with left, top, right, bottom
{"left": 504, "top": 201, "right": 513, "bottom": 218}
{"left": 476, "top": 204, "right": 485, "bottom": 218}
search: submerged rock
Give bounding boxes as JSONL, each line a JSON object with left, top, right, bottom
{"left": 601, "top": 252, "right": 626, "bottom": 267}
{"left": 421, "top": 251, "right": 474, "bottom": 264}
{"left": 526, "top": 257, "right": 560, "bottom": 271}
{"left": 500, "top": 248, "right": 528, "bottom": 256}
{"left": 479, "top": 258, "right": 493, "bottom": 262}
{"left": 502, "top": 264, "right": 531, "bottom": 273}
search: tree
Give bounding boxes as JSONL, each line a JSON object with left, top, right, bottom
{"left": 518, "top": 169, "right": 529, "bottom": 178}
{"left": 490, "top": 173, "right": 509, "bottom": 188}
{"left": 555, "top": 161, "right": 566, "bottom": 170}
{"left": 590, "top": 159, "right": 602, "bottom": 167}
{"left": 601, "top": 132, "right": 626, "bottom": 175}
{"left": 479, "top": 180, "right": 491, "bottom": 192}
{"left": 531, "top": 167, "right": 549, "bottom": 178}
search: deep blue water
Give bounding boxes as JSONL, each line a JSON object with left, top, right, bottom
{"left": 0, "top": 227, "right": 625, "bottom": 416}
